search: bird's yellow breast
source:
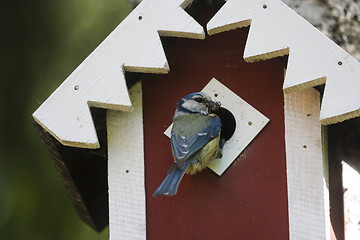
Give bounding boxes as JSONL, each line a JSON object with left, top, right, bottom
{"left": 186, "top": 133, "right": 220, "bottom": 175}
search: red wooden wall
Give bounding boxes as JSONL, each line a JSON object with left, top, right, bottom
{"left": 142, "top": 9, "right": 288, "bottom": 239}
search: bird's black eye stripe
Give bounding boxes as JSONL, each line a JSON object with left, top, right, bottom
{"left": 193, "top": 97, "right": 204, "bottom": 103}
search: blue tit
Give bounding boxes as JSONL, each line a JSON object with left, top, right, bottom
{"left": 153, "top": 92, "right": 222, "bottom": 197}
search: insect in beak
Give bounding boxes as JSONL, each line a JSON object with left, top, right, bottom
{"left": 207, "top": 100, "right": 221, "bottom": 113}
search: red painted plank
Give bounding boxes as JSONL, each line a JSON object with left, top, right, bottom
{"left": 143, "top": 10, "right": 288, "bottom": 239}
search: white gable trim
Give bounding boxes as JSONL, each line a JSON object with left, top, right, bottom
{"left": 208, "top": 0, "right": 360, "bottom": 125}
{"left": 285, "top": 88, "right": 330, "bottom": 240}
{"left": 32, "top": 0, "right": 204, "bottom": 148}
{"left": 107, "top": 82, "right": 146, "bottom": 240}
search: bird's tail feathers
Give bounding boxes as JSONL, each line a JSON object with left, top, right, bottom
{"left": 153, "top": 162, "right": 191, "bottom": 197}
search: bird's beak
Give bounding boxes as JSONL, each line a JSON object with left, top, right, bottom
{"left": 207, "top": 100, "right": 221, "bottom": 113}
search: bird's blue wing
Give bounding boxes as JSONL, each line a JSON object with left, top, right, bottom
{"left": 171, "top": 116, "right": 221, "bottom": 169}
{"left": 153, "top": 161, "right": 191, "bottom": 197}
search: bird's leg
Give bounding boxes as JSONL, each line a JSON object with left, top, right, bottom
{"left": 217, "top": 138, "right": 226, "bottom": 158}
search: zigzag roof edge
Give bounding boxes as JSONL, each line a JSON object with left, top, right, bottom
{"left": 207, "top": 0, "right": 360, "bottom": 125}
{"left": 33, "top": 0, "right": 205, "bottom": 149}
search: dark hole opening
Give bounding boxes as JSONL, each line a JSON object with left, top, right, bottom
{"left": 213, "top": 107, "right": 236, "bottom": 141}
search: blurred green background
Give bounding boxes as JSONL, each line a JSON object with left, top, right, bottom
{"left": 1, "top": 1, "right": 133, "bottom": 239}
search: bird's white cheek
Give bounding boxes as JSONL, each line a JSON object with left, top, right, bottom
{"left": 182, "top": 100, "right": 207, "bottom": 113}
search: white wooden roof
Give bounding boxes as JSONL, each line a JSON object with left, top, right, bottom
{"left": 33, "top": 0, "right": 360, "bottom": 149}
{"left": 208, "top": 0, "right": 360, "bottom": 126}
{"left": 32, "top": 0, "right": 204, "bottom": 149}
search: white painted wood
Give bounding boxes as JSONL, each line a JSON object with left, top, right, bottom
{"left": 207, "top": 0, "right": 360, "bottom": 125}
{"left": 33, "top": 0, "right": 205, "bottom": 148}
{"left": 285, "top": 88, "right": 330, "bottom": 240}
{"left": 164, "top": 78, "right": 269, "bottom": 175}
{"left": 342, "top": 161, "right": 360, "bottom": 240}
{"left": 107, "top": 82, "right": 146, "bottom": 240}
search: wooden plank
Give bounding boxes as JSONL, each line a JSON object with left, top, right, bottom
{"left": 107, "top": 82, "right": 146, "bottom": 240}
{"left": 207, "top": 0, "right": 360, "bottom": 125}
{"left": 33, "top": 0, "right": 204, "bottom": 149}
{"left": 342, "top": 161, "right": 360, "bottom": 240}
{"left": 285, "top": 88, "right": 330, "bottom": 240}
{"left": 143, "top": 25, "right": 289, "bottom": 239}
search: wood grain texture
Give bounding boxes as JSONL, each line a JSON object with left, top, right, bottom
{"left": 285, "top": 88, "right": 330, "bottom": 240}
{"left": 207, "top": 0, "right": 360, "bottom": 125}
{"left": 342, "top": 162, "right": 360, "bottom": 240}
{"left": 107, "top": 82, "right": 146, "bottom": 240}
{"left": 33, "top": 0, "right": 204, "bottom": 149}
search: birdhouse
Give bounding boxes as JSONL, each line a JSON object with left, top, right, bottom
{"left": 33, "top": 0, "right": 360, "bottom": 239}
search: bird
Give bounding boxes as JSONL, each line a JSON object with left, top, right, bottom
{"left": 153, "top": 92, "right": 222, "bottom": 197}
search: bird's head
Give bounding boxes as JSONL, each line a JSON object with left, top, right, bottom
{"left": 175, "top": 92, "right": 221, "bottom": 116}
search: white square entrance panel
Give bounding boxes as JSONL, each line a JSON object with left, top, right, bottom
{"left": 164, "top": 78, "right": 269, "bottom": 176}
